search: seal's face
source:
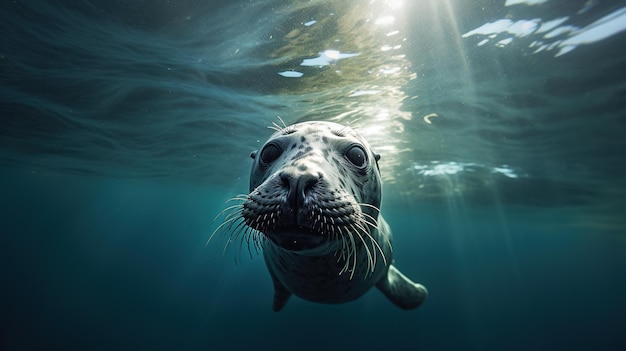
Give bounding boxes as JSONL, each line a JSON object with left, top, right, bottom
{"left": 244, "top": 121, "right": 382, "bottom": 252}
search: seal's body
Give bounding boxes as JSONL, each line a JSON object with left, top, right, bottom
{"left": 217, "top": 121, "right": 427, "bottom": 311}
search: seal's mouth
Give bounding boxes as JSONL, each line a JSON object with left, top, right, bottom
{"left": 267, "top": 225, "right": 326, "bottom": 251}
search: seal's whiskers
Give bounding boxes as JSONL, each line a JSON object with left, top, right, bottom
{"left": 209, "top": 195, "right": 266, "bottom": 264}
{"left": 268, "top": 116, "right": 295, "bottom": 135}
{"left": 206, "top": 213, "right": 240, "bottom": 247}
{"left": 358, "top": 203, "right": 381, "bottom": 213}
{"left": 338, "top": 227, "right": 358, "bottom": 278}
{"left": 359, "top": 211, "right": 379, "bottom": 229}
{"left": 351, "top": 223, "right": 375, "bottom": 277}
{"left": 360, "top": 221, "right": 387, "bottom": 268}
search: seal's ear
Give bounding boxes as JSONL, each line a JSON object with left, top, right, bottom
{"left": 373, "top": 153, "right": 381, "bottom": 171}
{"left": 250, "top": 150, "right": 257, "bottom": 159}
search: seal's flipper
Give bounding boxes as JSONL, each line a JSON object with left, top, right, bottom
{"left": 270, "top": 274, "right": 291, "bottom": 312}
{"left": 376, "top": 265, "right": 427, "bottom": 310}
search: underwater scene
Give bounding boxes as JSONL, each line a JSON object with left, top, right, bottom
{"left": 1, "top": 0, "right": 625, "bottom": 349}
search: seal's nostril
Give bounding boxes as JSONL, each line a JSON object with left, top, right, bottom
{"left": 297, "top": 172, "right": 319, "bottom": 196}
{"left": 283, "top": 171, "right": 319, "bottom": 211}
{"left": 279, "top": 172, "right": 291, "bottom": 189}
{"left": 304, "top": 177, "right": 317, "bottom": 190}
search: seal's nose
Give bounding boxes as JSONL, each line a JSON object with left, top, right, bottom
{"left": 280, "top": 169, "right": 320, "bottom": 211}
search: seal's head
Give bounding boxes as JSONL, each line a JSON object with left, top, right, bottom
{"left": 244, "top": 121, "right": 382, "bottom": 253}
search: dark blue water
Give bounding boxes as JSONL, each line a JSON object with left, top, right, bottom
{"left": 1, "top": 0, "right": 625, "bottom": 350}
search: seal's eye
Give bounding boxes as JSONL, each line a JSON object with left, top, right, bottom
{"left": 260, "top": 143, "right": 282, "bottom": 164}
{"left": 346, "top": 145, "right": 367, "bottom": 168}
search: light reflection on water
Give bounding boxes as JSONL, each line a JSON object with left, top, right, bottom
{"left": 463, "top": 3, "right": 626, "bottom": 57}
{"left": 1, "top": 0, "right": 624, "bottom": 213}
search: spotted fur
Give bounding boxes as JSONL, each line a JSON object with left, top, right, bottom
{"left": 210, "top": 121, "right": 427, "bottom": 311}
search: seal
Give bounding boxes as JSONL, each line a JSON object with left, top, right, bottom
{"left": 211, "top": 121, "right": 427, "bottom": 311}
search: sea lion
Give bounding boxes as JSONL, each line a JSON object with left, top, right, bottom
{"left": 212, "top": 121, "right": 427, "bottom": 311}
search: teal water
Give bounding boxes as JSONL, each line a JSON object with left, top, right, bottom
{"left": 1, "top": 0, "right": 625, "bottom": 350}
